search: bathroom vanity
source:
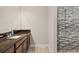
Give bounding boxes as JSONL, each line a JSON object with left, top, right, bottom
{"left": 0, "top": 30, "right": 30, "bottom": 53}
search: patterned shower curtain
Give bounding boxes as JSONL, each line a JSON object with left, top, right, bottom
{"left": 57, "top": 6, "right": 79, "bottom": 52}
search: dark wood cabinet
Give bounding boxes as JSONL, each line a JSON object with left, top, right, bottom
{"left": 4, "top": 33, "right": 30, "bottom": 53}
{"left": 0, "top": 30, "right": 31, "bottom": 53}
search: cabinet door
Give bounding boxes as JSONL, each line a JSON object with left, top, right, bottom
{"left": 16, "top": 37, "right": 27, "bottom": 53}
{"left": 22, "top": 40, "right": 28, "bottom": 53}
{"left": 16, "top": 44, "right": 23, "bottom": 53}
{"left": 4, "top": 46, "right": 14, "bottom": 53}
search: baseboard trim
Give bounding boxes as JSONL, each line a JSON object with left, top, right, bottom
{"left": 48, "top": 47, "right": 57, "bottom": 53}
{"left": 48, "top": 47, "right": 53, "bottom": 53}
{"left": 30, "top": 44, "right": 57, "bottom": 53}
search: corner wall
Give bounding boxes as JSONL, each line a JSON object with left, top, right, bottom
{"left": 48, "top": 6, "right": 57, "bottom": 52}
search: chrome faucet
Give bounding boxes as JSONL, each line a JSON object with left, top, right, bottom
{"left": 11, "top": 28, "right": 14, "bottom": 36}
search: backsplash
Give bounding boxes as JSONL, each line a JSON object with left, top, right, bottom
{"left": 57, "top": 6, "right": 79, "bottom": 52}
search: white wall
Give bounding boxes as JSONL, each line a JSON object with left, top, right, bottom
{"left": 48, "top": 6, "right": 57, "bottom": 52}
{"left": 20, "top": 6, "right": 48, "bottom": 47}
{"left": 0, "top": 6, "right": 20, "bottom": 33}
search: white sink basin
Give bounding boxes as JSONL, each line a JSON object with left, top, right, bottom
{"left": 8, "top": 35, "right": 21, "bottom": 39}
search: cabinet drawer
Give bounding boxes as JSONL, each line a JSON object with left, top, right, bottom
{"left": 16, "top": 36, "right": 27, "bottom": 48}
